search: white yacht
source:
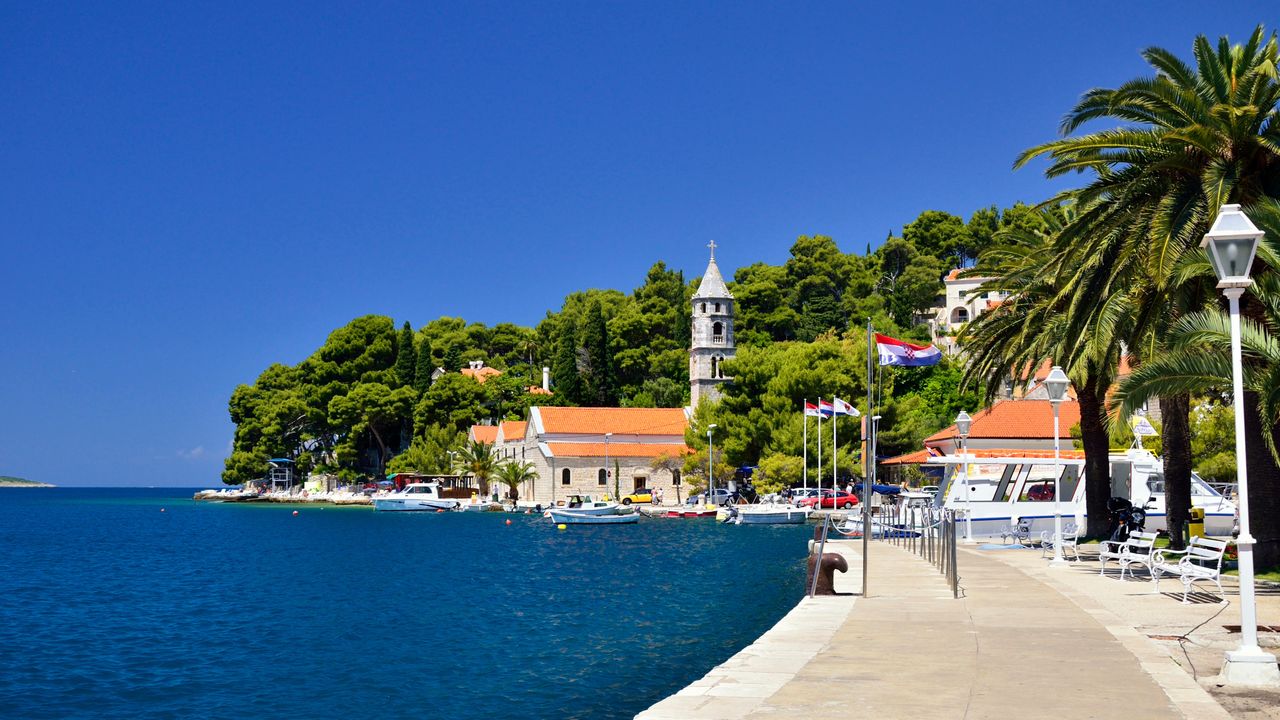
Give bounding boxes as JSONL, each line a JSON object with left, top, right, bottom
{"left": 372, "top": 483, "right": 461, "bottom": 512}
{"left": 931, "top": 448, "right": 1235, "bottom": 537}
{"left": 719, "top": 503, "right": 812, "bottom": 525}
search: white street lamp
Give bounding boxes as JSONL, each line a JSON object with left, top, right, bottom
{"left": 955, "top": 410, "right": 972, "bottom": 542}
{"left": 1202, "top": 204, "right": 1279, "bottom": 686}
{"left": 604, "top": 432, "right": 613, "bottom": 500}
{"left": 707, "top": 424, "right": 718, "bottom": 508}
{"left": 1044, "top": 365, "right": 1071, "bottom": 567}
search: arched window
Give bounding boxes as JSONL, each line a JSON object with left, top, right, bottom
{"left": 950, "top": 307, "right": 970, "bottom": 325}
{"left": 561, "top": 468, "right": 571, "bottom": 486}
{"left": 714, "top": 302, "right": 721, "bottom": 313}
{"left": 672, "top": 469, "right": 681, "bottom": 486}
{"left": 711, "top": 356, "right": 718, "bottom": 378}
{"left": 598, "top": 469, "right": 607, "bottom": 485}
{"left": 712, "top": 321, "right": 723, "bottom": 343}
{"left": 718, "top": 356, "right": 726, "bottom": 378}
{"left": 700, "top": 302, "right": 706, "bottom": 314}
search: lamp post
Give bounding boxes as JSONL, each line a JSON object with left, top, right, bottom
{"left": 1045, "top": 365, "right": 1071, "bottom": 567}
{"left": 955, "top": 410, "right": 972, "bottom": 541}
{"left": 1201, "top": 204, "right": 1280, "bottom": 686}
{"left": 707, "top": 424, "right": 717, "bottom": 508}
{"left": 604, "top": 432, "right": 612, "bottom": 500}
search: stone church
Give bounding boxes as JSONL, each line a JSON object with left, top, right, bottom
{"left": 689, "top": 241, "right": 736, "bottom": 408}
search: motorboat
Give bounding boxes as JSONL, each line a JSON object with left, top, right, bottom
{"left": 718, "top": 503, "right": 812, "bottom": 525}
{"left": 663, "top": 507, "right": 718, "bottom": 518}
{"left": 930, "top": 448, "right": 1236, "bottom": 538}
{"left": 545, "top": 495, "right": 624, "bottom": 516}
{"left": 372, "top": 483, "right": 461, "bottom": 512}
{"left": 546, "top": 507, "right": 639, "bottom": 525}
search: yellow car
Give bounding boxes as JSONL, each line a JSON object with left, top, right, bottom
{"left": 620, "top": 488, "right": 654, "bottom": 505}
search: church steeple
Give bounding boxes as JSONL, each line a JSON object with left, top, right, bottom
{"left": 690, "top": 242, "right": 736, "bottom": 408}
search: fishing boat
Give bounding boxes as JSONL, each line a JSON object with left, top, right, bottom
{"left": 931, "top": 448, "right": 1236, "bottom": 538}
{"left": 546, "top": 507, "right": 640, "bottom": 524}
{"left": 719, "top": 503, "right": 811, "bottom": 525}
{"left": 372, "top": 483, "right": 461, "bottom": 512}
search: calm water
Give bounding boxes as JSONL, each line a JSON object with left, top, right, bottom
{"left": 0, "top": 489, "right": 809, "bottom": 719}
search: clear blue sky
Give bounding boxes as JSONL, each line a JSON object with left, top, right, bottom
{"left": 1, "top": 3, "right": 1272, "bottom": 487}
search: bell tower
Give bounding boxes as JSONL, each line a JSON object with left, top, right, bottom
{"left": 690, "top": 241, "right": 736, "bottom": 408}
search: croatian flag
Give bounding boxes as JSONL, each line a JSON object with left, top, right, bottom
{"left": 876, "top": 333, "right": 942, "bottom": 367}
{"left": 831, "top": 397, "right": 860, "bottom": 417}
{"left": 803, "top": 401, "right": 822, "bottom": 417}
{"left": 817, "top": 400, "right": 835, "bottom": 417}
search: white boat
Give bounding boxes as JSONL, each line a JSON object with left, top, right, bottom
{"left": 544, "top": 495, "right": 624, "bottom": 517}
{"left": 931, "top": 448, "right": 1236, "bottom": 538}
{"left": 719, "top": 503, "right": 812, "bottom": 525}
{"left": 372, "top": 483, "right": 461, "bottom": 512}
{"left": 546, "top": 507, "right": 640, "bottom": 524}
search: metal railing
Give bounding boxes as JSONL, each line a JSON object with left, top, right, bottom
{"left": 807, "top": 505, "right": 960, "bottom": 599}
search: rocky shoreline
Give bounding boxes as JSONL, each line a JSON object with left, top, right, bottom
{"left": 193, "top": 489, "right": 373, "bottom": 505}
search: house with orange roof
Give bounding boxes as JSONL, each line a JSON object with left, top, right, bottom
{"left": 938, "top": 269, "right": 1003, "bottom": 332}
{"left": 508, "top": 406, "right": 692, "bottom": 504}
{"left": 468, "top": 424, "right": 499, "bottom": 445}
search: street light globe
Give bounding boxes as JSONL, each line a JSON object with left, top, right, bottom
{"left": 1045, "top": 365, "right": 1070, "bottom": 403}
{"left": 955, "top": 410, "right": 972, "bottom": 439}
{"left": 1201, "top": 204, "right": 1262, "bottom": 288}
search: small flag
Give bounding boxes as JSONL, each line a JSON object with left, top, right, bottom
{"left": 818, "top": 400, "right": 835, "bottom": 417}
{"left": 803, "top": 401, "right": 822, "bottom": 417}
{"left": 876, "top": 333, "right": 942, "bottom": 367}
{"left": 831, "top": 397, "right": 860, "bottom": 417}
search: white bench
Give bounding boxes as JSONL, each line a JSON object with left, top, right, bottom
{"left": 1152, "top": 536, "right": 1229, "bottom": 603}
{"left": 1000, "top": 519, "right": 1032, "bottom": 545}
{"left": 1040, "top": 522, "right": 1080, "bottom": 561}
{"left": 1098, "top": 531, "right": 1158, "bottom": 580}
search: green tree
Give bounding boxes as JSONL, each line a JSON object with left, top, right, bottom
{"left": 415, "top": 372, "right": 491, "bottom": 434}
{"left": 394, "top": 321, "right": 417, "bottom": 388}
{"left": 327, "top": 382, "right": 417, "bottom": 477}
{"left": 444, "top": 344, "right": 464, "bottom": 373}
{"left": 414, "top": 333, "right": 435, "bottom": 395}
{"left": 579, "top": 298, "right": 619, "bottom": 405}
{"left": 902, "top": 210, "right": 971, "bottom": 265}
{"left": 756, "top": 453, "right": 804, "bottom": 495}
{"left": 552, "top": 315, "right": 583, "bottom": 404}
{"left": 494, "top": 460, "right": 537, "bottom": 503}
{"left": 455, "top": 439, "right": 500, "bottom": 496}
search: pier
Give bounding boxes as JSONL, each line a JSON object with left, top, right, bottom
{"left": 638, "top": 541, "right": 1241, "bottom": 719}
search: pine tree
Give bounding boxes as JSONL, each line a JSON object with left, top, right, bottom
{"left": 580, "top": 299, "right": 619, "bottom": 406}
{"left": 394, "top": 321, "right": 416, "bottom": 387}
{"left": 552, "top": 317, "right": 583, "bottom": 404}
{"left": 414, "top": 334, "right": 434, "bottom": 395}
{"left": 444, "top": 344, "right": 463, "bottom": 373}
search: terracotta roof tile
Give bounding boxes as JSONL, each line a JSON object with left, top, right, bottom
{"left": 545, "top": 442, "right": 691, "bottom": 459}
{"left": 498, "top": 421, "right": 527, "bottom": 441}
{"left": 881, "top": 449, "right": 933, "bottom": 466}
{"left": 527, "top": 386, "right": 553, "bottom": 395}
{"left": 923, "top": 400, "right": 1080, "bottom": 442}
{"left": 536, "top": 407, "right": 688, "bottom": 436}
{"left": 469, "top": 425, "right": 499, "bottom": 443}
{"left": 461, "top": 366, "right": 503, "bottom": 383}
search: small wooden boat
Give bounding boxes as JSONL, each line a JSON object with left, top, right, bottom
{"left": 719, "top": 504, "right": 811, "bottom": 525}
{"left": 546, "top": 508, "right": 640, "bottom": 525}
{"left": 664, "top": 507, "right": 718, "bottom": 519}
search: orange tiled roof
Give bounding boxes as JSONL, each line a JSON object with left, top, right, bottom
{"left": 498, "top": 421, "right": 527, "bottom": 441}
{"left": 924, "top": 400, "right": 1080, "bottom": 443}
{"left": 461, "top": 366, "right": 503, "bottom": 383}
{"left": 469, "top": 425, "right": 499, "bottom": 443}
{"left": 527, "top": 386, "right": 553, "bottom": 395}
{"left": 881, "top": 449, "right": 933, "bottom": 466}
{"left": 545, "top": 442, "right": 692, "bottom": 459}
{"left": 945, "top": 269, "right": 995, "bottom": 283}
{"left": 537, "top": 407, "right": 688, "bottom": 436}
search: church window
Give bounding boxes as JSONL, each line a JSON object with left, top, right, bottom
{"left": 712, "top": 321, "right": 723, "bottom": 343}
{"left": 711, "top": 356, "right": 718, "bottom": 378}
{"left": 714, "top": 302, "right": 721, "bottom": 313}
{"left": 672, "top": 469, "right": 681, "bottom": 486}
{"left": 598, "top": 469, "right": 607, "bottom": 485}
{"left": 700, "top": 302, "right": 706, "bottom": 314}
{"left": 718, "top": 356, "right": 726, "bottom": 378}
{"left": 561, "top": 469, "right": 571, "bottom": 485}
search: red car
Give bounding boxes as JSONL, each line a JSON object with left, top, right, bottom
{"left": 798, "top": 491, "right": 860, "bottom": 509}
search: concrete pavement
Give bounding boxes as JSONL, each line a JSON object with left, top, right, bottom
{"left": 637, "top": 540, "right": 1231, "bottom": 719}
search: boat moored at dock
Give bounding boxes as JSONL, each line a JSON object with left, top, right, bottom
{"left": 372, "top": 483, "right": 461, "bottom": 512}
{"left": 546, "top": 507, "right": 640, "bottom": 524}
{"left": 719, "top": 503, "right": 812, "bottom": 525}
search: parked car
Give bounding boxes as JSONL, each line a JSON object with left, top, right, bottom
{"left": 920, "top": 485, "right": 940, "bottom": 498}
{"left": 685, "top": 488, "right": 733, "bottom": 506}
{"left": 621, "top": 488, "right": 653, "bottom": 505}
{"left": 798, "top": 490, "right": 860, "bottom": 509}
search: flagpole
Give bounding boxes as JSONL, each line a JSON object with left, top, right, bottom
{"left": 802, "top": 400, "right": 808, "bottom": 494}
{"left": 832, "top": 398, "right": 838, "bottom": 500}
{"left": 864, "top": 319, "right": 873, "bottom": 598}
{"left": 816, "top": 399, "right": 822, "bottom": 504}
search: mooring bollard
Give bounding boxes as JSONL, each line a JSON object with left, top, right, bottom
{"left": 806, "top": 551, "right": 848, "bottom": 595}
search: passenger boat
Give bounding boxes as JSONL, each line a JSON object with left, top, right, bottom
{"left": 546, "top": 507, "right": 640, "bottom": 524}
{"left": 930, "top": 448, "right": 1235, "bottom": 537}
{"left": 372, "top": 483, "right": 461, "bottom": 512}
{"left": 718, "top": 503, "right": 811, "bottom": 525}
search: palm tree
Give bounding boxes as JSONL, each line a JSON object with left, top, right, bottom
{"left": 1013, "top": 26, "right": 1280, "bottom": 556}
{"left": 494, "top": 460, "right": 537, "bottom": 504}
{"left": 454, "top": 440, "right": 500, "bottom": 497}
{"left": 962, "top": 204, "right": 1128, "bottom": 538}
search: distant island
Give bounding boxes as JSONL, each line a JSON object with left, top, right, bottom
{"left": 0, "top": 475, "right": 54, "bottom": 488}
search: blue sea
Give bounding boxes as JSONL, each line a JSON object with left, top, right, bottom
{"left": 0, "top": 488, "right": 809, "bottom": 719}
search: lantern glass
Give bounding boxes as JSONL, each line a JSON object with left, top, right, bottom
{"left": 955, "top": 410, "right": 972, "bottom": 438}
{"left": 1200, "top": 204, "right": 1262, "bottom": 286}
{"left": 1045, "top": 365, "right": 1070, "bottom": 402}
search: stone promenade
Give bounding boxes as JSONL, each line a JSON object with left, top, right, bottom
{"left": 637, "top": 541, "right": 1231, "bottom": 720}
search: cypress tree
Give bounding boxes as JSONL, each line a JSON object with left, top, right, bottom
{"left": 552, "top": 317, "right": 583, "bottom": 404}
{"left": 414, "top": 334, "right": 434, "bottom": 395}
{"left": 580, "top": 299, "right": 619, "bottom": 406}
{"left": 394, "top": 321, "right": 416, "bottom": 387}
{"left": 444, "top": 344, "right": 463, "bottom": 373}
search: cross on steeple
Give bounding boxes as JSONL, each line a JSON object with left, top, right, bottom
{"left": 707, "top": 239, "right": 717, "bottom": 260}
